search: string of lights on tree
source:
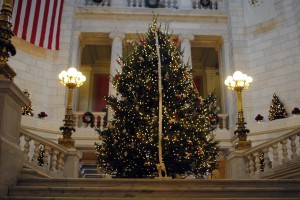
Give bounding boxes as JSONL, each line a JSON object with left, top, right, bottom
{"left": 95, "top": 18, "right": 220, "bottom": 178}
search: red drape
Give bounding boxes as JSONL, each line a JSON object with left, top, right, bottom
{"left": 93, "top": 74, "right": 109, "bottom": 112}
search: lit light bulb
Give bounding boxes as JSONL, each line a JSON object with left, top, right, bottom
{"left": 59, "top": 71, "right": 67, "bottom": 80}
{"left": 67, "top": 67, "right": 77, "bottom": 77}
{"left": 233, "top": 71, "right": 243, "bottom": 80}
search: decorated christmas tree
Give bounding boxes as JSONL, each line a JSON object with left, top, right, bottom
{"left": 95, "top": 18, "right": 219, "bottom": 178}
{"left": 268, "top": 93, "right": 288, "bottom": 121}
{"left": 22, "top": 89, "right": 34, "bottom": 117}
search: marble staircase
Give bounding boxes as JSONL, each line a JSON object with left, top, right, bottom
{"left": 80, "top": 163, "right": 102, "bottom": 178}
{"left": 2, "top": 178, "right": 300, "bottom": 199}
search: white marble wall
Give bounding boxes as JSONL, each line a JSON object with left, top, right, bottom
{"left": 8, "top": 0, "right": 76, "bottom": 122}
{"left": 243, "top": 0, "right": 300, "bottom": 124}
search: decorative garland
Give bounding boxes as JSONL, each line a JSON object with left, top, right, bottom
{"left": 145, "top": 0, "right": 160, "bottom": 8}
{"left": 200, "top": 0, "right": 212, "bottom": 8}
{"left": 82, "top": 112, "right": 95, "bottom": 125}
{"left": 92, "top": 0, "right": 103, "bottom": 3}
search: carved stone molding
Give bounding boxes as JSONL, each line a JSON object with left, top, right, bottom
{"left": 179, "top": 34, "right": 195, "bottom": 41}
{"left": 76, "top": 11, "right": 227, "bottom": 24}
{"left": 109, "top": 31, "right": 125, "bottom": 39}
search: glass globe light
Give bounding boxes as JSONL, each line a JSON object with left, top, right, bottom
{"left": 81, "top": 76, "right": 86, "bottom": 82}
{"left": 67, "top": 67, "right": 77, "bottom": 77}
{"left": 233, "top": 71, "right": 243, "bottom": 81}
{"left": 59, "top": 70, "right": 67, "bottom": 80}
{"left": 246, "top": 76, "right": 253, "bottom": 83}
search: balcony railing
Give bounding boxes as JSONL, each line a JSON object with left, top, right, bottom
{"left": 73, "top": 111, "right": 228, "bottom": 130}
{"left": 77, "top": 0, "right": 227, "bottom": 11}
{"left": 74, "top": 111, "right": 107, "bottom": 130}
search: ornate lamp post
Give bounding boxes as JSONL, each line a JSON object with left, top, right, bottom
{"left": 0, "top": 0, "right": 16, "bottom": 80}
{"left": 225, "top": 71, "right": 253, "bottom": 150}
{"left": 58, "top": 67, "right": 86, "bottom": 148}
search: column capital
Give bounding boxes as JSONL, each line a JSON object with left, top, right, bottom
{"left": 179, "top": 34, "right": 194, "bottom": 41}
{"left": 109, "top": 31, "right": 125, "bottom": 39}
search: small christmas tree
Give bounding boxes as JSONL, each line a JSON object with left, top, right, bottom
{"left": 268, "top": 93, "right": 287, "bottom": 121}
{"left": 22, "top": 89, "right": 34, "bottom": 116}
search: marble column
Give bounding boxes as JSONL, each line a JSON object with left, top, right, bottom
{"left": 70, "top": 31, "right": 82, "bottom": 111}
{"left": 179, "top": 34, "right": 194, "bottom": 69}
{"left": 108, "top": 31, "right": 125, "bottom": 121}
{"left": 222, "top": 39, "right": 235, "bottom": 132}
{"left": 216, "top": 44, "right": 225, "bottom": 113}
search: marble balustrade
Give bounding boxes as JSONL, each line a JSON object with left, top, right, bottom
{"left": 73, "top": 111, "right": 107, "bottom": 130}
{"left": 244, "top": 129, "right": 300, "bottom": 177}
{"left": 77, "top": 0, "right": 228, "bottom": 10}
{"left": 73, "top": 111, "right": 228, "bottom": 130}
{"left": 19, "top": 129, "right": 68, "bottom": 177}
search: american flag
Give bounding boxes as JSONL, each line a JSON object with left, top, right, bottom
{"left": 12, "top": 0, "right": 64, "bottom": 50}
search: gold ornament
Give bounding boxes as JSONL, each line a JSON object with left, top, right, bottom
{"left": 185, "top": 152, "right": 192, "bottom": 159}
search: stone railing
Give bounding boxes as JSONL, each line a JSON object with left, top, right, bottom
{"left": 192, "top": 0, "right": 227, "bottom": 10}
{"left": 244, "top": 129, "right": 300, "bottom": 178}
{"left": 74, "top": 111, "right": 107, "bottom": 130}
{"left": 73, "top": 111, "right": 227, "bottom": 130}
{"left": 217, "top": 113, "right": 228, "bottom": 130}
{"left": 80, "top": 0, "right": 112, "bottom": 6}
{"left": 20, "top": 129, "right": 68, "bottom": 177}
{"left": 77, "top": 0, "right": 227, "bottom": 10}
{"left": 19, "top": 129, "right": 82, "bottom": 178}
{"left": 126, "top": 0, "right": 178, "bottom": 9}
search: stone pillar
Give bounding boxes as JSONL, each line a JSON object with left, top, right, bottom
{"left": 225, "top": 150, "right": 249, "bottom": 179}
{"left": 108, "top": 32, "right": 125, "bottom": 121}
{"left": 216, "top": 44, "right": 225, "bottom": 113}
{"left": 221, "top": 39, "right": 234, "bottom": 131}
{"left": 70, "top": 31, "right": 82, "bottom": 111}
{"left": 179, "top": 34, "right": 194, "bottom": 69}
{"left": 63, "top": 149, "right": 82, "bottom": 178}
{"left": 0, "top": 80, "right": 30, "bottom": 196}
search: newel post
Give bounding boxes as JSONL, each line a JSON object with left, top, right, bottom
{"left": 225, "top": 150, "right": 250, "bottom": 179}
{"left": 0, "top": 80, "right": 30, "bottom": 195}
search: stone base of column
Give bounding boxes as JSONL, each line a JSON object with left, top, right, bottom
{"left": 235, "top": 140, "right": 252, "bottom": 150}
{"left": 225, "top": 150, "right": 249, "bottom": 179}
{"left": 64, "top": 149, "right": 82, "bottom": 178}
{"left": 58, "top": 137, "right": 75, "bottom": 149}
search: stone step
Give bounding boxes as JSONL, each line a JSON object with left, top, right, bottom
{"left": 16, "top": 178, "right": 300, "bottom": 188}
{"left": 4, "top": 178, "right": 300, "bottom": 199}
{"left": 80, "top": 163, "right": 98, "bottom": 178}
{"left": 7, "top": 186, "right": 300, "bottom": 199}
{"left": 82, "top": 174, "right": 103, "bottom": 178}
{"left": 2, "top": 197, "right": 300, "bottom": 200}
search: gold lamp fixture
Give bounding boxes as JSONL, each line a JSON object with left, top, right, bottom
{"left": 225, "top": 71, "right": 253, "bottom": 150}
{"left": 58, "top": 67, "right": 86, "bottom": 148}
{"left": 0, "top": 0, "right": 16, "bottom": 80}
